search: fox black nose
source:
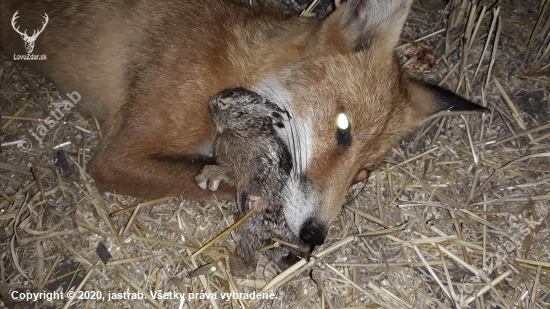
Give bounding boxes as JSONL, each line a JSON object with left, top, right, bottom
{"left": 299, "top": 219, "right": 326, "bottom": 246}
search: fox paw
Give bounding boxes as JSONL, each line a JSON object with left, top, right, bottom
{"left": 195, "top": 165, "right": 229, "bottom": 191}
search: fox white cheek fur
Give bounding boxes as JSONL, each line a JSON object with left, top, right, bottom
{"left": 253, "top": 75, "right": 320, "bottom": 236}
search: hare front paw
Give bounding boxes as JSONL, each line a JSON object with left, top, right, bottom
{"left": 195, "top": 165, "right": 230, "bottom": 191}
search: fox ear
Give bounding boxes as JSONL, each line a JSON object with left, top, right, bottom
{"left": 408, "top": 79, "right": 489, "bottom": 124}
{"left": 330, "top": 0, "right": 414, "bottom": 52}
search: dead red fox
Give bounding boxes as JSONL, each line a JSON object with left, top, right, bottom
{"left": 0, "top": 0, "right": 486, "bottom": 248}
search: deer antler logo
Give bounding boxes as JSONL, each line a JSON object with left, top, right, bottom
{"left": 11, "top": 11, "right": 49, "bottom": 54}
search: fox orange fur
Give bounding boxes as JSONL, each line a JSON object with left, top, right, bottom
{"left": 0, "top": 0, "right": 486, "bottom": 247}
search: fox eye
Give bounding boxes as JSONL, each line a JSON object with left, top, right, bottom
{"left": 336, "top": 112, "right": 351, "bottom": 147}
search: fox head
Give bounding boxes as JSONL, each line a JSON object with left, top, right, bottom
{"left": 253, "top": 0, "right": 486, "bottom": 247}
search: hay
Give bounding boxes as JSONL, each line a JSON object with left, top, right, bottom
{"left": 1, "top": 0, "right": 549, "bottom": 308}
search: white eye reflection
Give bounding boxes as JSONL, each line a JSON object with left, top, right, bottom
{"left": 337, "top": 112, "right": 349, "bottom": 130}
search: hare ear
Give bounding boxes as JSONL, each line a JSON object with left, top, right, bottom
{"left": 272, "top": 110, "right": 291, "bottom": 121}
{"left": 218, "top": 97, "right": 234, "bottom": 110}
{"left": 261, "top": 99, "right": 290, "bottom": 122}
{"left": 408, "top": 79, "right": 489, "bottom": 125}
{"left": 325, "top": 0, "right": 414, "bottom": 52}
{"left": 271, "top": 110, "right": 291, "bottom": 128}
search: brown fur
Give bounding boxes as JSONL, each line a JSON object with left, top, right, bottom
{"left": 195, "top": 87, "right": 308, "bottom": 275}
{"left": 230, "top": 207, "right": 306, "bottom": 276}
{"left": 195, "top": 88, "right": 292, "bottom": 207}
{"left": 0, "top": 0, "right": 486, "bottom": 248}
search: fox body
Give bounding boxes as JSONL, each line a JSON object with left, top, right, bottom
{"left": 0, "top": 0, "right": 486, "bottom": 249}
